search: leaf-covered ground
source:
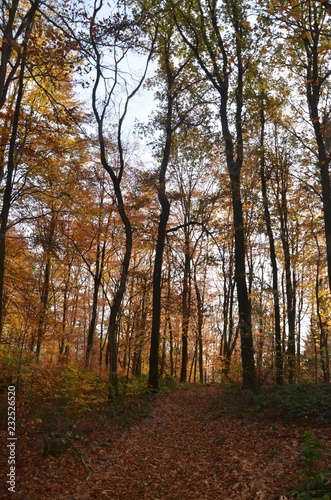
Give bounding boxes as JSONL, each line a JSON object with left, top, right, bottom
{"left": 1, "top": 384, "right": 331, "bottom": 499}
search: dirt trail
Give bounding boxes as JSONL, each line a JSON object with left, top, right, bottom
{"left": 4, "top": 385, "right": 313, "bottom": 499}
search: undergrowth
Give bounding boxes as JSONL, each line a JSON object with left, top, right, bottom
{"left": 4, "top": 363, "right": 331, "bottom": 448}
{"left": 6, "top": 366, "right": 194, "bottom": 439}
{"left": 249, "top": 383, "right": 331, "bottom": 423}
{"left": 287, "top": 430, "right": 331, "bottom": 499}
{"left": 207, "top": 382, "right": 331, "bottom": 426}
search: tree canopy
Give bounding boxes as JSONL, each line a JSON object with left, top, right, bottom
{"left": 1, "top": 0, "right": 331, "bottom": 392}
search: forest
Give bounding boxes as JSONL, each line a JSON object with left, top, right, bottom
{"left": 1, "top": 0, "right": 331, "bottom": 497}
{"left": 1, "top": 0, "right": 331, "bottom": 391}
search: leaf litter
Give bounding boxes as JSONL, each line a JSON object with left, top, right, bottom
{"left": 1, "top": 384, "right": 331, "bottom": 499}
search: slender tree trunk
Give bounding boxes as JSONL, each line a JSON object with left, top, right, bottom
{"left": 0, "top": 61, "right": 26, "bottom": 340}
{"left": 148, "top": 198, "right": 170, "bottom": 390}
{"left": 193, "top": 263, "right": 204, "bottom": 384}
{"left": 168, "top": 315, "right": 174, "bottom": 377}
{"left": 35, "top": 211, "right": 57, "bottom": 360}
{"left": 106, "top": 182, "right": 132, "bottom": 399}
{"left": 189, "top": 347, "right": 196, "bottom": 383}
{"left": 0, "top": 101, "right": 14, "bottom": 184}
{"left": 222, "top": 4, "right": 256, "bottom": 390}
{"left": 148, "top": 46, "right": 173, "bottom": 392}
{"left": 90, "top": 4, "right": 142, "bottom": 398}
{"left": 260, "top": 108, "right": 283, "bottom": 384}
{"left": 86, "top": 241, "right": 105, "bottom": 367}
{"left": 0, "top": 0, "right": 39, "bottom": 338}
{"left": 303, "top": 20, "right": 331, "bottom": 296}
{"left": 316, "top": 274, "right": 330, "bottom": 383}
{"left": 35, "top": 255, "right": 51, "bottom": 361}
{"left": 132, "top": 282, "right": 147, "bottom": 377}
{"left": 180, "top": 228, "right": 191, "bottom": 382}
{"left": 279, "top": 179, "right": 296, "bottom": 383}
{"left": 174, "top": 0, "right": 256, "bottom": 388}
{"left": 59, "top": 260, "right": 71, "bottom": 361}
{"left": 99, "top": 300, "right": 106, "bottom": 369}
{"left": 159, "top": 323, "right": 167, "bottom": 377}
{"left": 230, "top": 173, "right": 257, "bottom": 388}
{"left": 220, "top": 251, "right": 237, "bottom": 378}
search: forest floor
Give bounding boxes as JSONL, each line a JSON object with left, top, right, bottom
{"left": 1, "top": 383, "right": 331, "bottom": 499}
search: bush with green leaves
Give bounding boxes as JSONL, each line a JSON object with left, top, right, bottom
{"left": 287, "top": 430, "right": 331, "bottom": 499}
{"left": 55, "top": 364, "right": 108, "bottom": 413}
{"left": 251, "top": 384, "right": 331, "bottom": 423}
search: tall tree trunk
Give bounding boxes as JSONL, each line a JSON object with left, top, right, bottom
{"left": 278, "top": 175, "right": 296, "bottom": 383}
{"left": 106, "top": 189, "right": 132, "bottom": 398}
{"left": 180, "top": 228, "right": 191, "bottom": 382}
{"left": 35, "top": 211, "right": 57, "bottom": 360}
{"left": 222, "top": 3, "right": 256, "bottom": 389}
{"left": 316, "top": 276, "right": 330, "bottom": 383}
{"left": 148, "top": 195, "right": 170, "bottom": 391}
{"left": 85, "top": 240, "right": 105, "bottom": 368}
{"left": 168, "top": 315, "right": 174, "bottom": 377}
{"left": 35, "top": 255, "right": 51, "bottom": 361}
{"left": 90, "top": 2, "right": 148, "bottom": 398}
{"left": 193, "top": 264, "right": 204, "bottom": 384}
{"left": 260, "top": 107, "right": 283, "bottom": 384}
{"left": 159, "top": 324, "right": 167, "bottom": 378}
{"left": 314, "top": 232, "right": 331, "bottom": 383}
{"left": 0, "top": 0, "right": 40, "bottom": 338}
{"left": 148, "top": 45, "right": 173, "bottom": 392}
{"left": 220, "top": 250, "right": 237, "bottom": 378}
{"left": 0, "top": 62, "right": 25, "bottom": 340}
{"left": 59, "top": 259, "right": 71, "bottom": 361}
{"left": 230, "top": 173, "right": 257, "bottom": 388}
{"left": 174, "top": 0, "right": 257, "bottom": 388}
{"left": 302, "top": 13, "right": 331, "bottom": 296}
{"left": 132, "top": 280, "right": 147, "bottom": 377}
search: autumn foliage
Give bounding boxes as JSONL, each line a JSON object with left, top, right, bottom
{"left": 1, "top": 0, "right": 331, "bottom": 497}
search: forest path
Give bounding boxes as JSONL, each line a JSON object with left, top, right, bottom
{"left": 11, "top": 384, "right": 310, "bottom": 499}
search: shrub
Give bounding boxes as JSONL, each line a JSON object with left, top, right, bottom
{"left": 287, "top": 430, "right": 331, "bottom": 499}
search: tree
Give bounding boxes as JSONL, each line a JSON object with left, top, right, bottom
{"left": 166, "top": 124, "right": 219, "bottom": 383}
{"left": 0, "top": 0, "right": 40, "bottom": 110}
{"left": 0, "top": 0, "right": 82, "bottom": 341}
{"left": 0, "top": 58, "right": 26, "bottom": 340}
{"left": 272, "top": 135, "right": 297, "bottom": 383}
{"left": 173, "top": 0, "right": 257, "bottom": 388}
{"left": 3, "top": 0, "right": 331, "bottom": 388}
{"left": 87, "top": 0, "right": 154, "bottom": 397}
{"left": 259, "top": 102, "right": 283, "bottom": 384}
{"left": 147, "top": 28, "right": 175, "bottom": 392}
{"left": 298, "top": 3, "right": 331, "bottom": 302}
{"left": 266, "top": 0, "right": 331, "bottom": 306}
